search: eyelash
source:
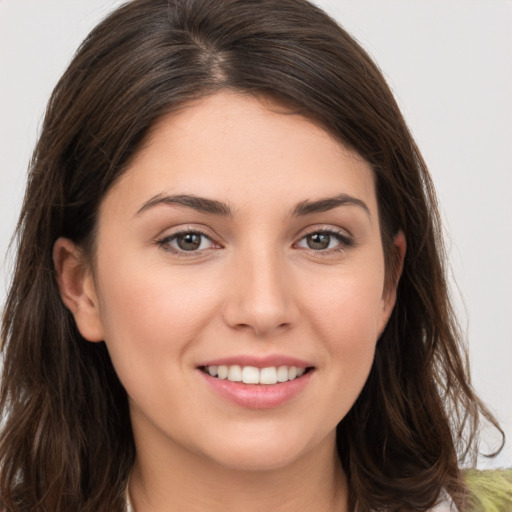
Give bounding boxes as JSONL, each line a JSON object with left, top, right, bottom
{"left": 157, "top": 228, "right": 215, "bottom": 255}
{"left": 156, "top": 227, "right": 354, "bottom": 257}
{"left": 295, "top": 228, "right": 354, "bottom": 255}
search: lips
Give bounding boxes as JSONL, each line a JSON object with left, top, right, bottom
{"left": 197, "top": 355, "right": 315, "bottom": 408}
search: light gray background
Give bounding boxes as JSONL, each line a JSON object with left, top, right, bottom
{"left": 1, "top": 0, "right": 511, "bottom": 468}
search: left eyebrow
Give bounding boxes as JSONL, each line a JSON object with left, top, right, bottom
{"left": 291, "top": 194, "right": 371, "bottom": 218}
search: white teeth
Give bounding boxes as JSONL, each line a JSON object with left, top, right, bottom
{"left": 227, "top": 365, "right": 242, "bottom": 382}
{"left": 276, "top": 365, "right": 289, "bottom": 382}
{"left": 260, "top": 367, "right": 277, "bottom": 385}
{"left": 204, "top": 365, "right": 308, "bottom": 384}
{"left": 241, "top": 366, "right": 259, "bottom": 384}
{"left": 217, "top": 365, "right": 228, "bottom": 379}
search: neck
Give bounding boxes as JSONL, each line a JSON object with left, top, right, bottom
{"left": 128, "top": 428, "right": 348, "bottom": 512}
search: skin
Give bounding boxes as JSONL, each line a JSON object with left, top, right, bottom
{"left": 54, "top": 91, "right": 405, "bottom": 512}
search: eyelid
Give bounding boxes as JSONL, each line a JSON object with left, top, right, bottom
{"left": 295, "top": 224, "right": 352, "bottom": 240}
{"left": 155, "top": 224, "right": 355, "bottom": 257}
{"left": 156, "top": 226, "right": 222, "bottom": 256}
{"left": 294, "top": 226, "right": 355, "bottom": 253}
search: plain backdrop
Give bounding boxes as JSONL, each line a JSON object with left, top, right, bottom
{"left": 0, "top": 0, "right": 511, "bottom": 468}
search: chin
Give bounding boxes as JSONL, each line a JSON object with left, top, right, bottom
{"left": 207, "top": 446, "right": 304, "bottom": 473}
{"left": 199, "top": 426, "right": 332, "bottom": 473}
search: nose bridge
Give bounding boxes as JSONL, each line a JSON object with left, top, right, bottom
{"left": 222, "top": 240, "right": 296, "bottom": 335}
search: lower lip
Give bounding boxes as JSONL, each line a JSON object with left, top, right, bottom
{"left": 199, "top": 370, "right": 313, "bottom": 409}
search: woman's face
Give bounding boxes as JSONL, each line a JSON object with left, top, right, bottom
{"left": 61, "top": 91, "right": 403, "bottom": 472}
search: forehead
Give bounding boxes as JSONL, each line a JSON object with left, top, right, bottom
{"left": 103, "top": 91, "right": 377, "bottom": 218}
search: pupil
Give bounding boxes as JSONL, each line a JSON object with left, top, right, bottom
{"left": 308, "top": 233, "right": 330, "bottom": 250}
{"left": 177, "top": 233, "right": 201, "bottom": 251}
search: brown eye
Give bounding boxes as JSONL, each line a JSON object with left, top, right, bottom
{"left": 158, "top": 230, "right": 216, "bottom": 254}
{"left": 296, "top": 230, "right": 353, "bottom": 253}
{"left": 306, "top": 233, "right": 331, "bottom": 250}
{"left": 176, "top": 233, "right": 203, "bottom": 251}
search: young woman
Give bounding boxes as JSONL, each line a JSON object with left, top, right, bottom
{"left": 0, "top": 0, "right": 502, "bottom": 511}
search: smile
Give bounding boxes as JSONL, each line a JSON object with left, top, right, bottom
{"left": 198, "top": 360, "right": 315, "bottom": 408}
{"left": 200, "top": 365, "right": 309, "bottom": 385}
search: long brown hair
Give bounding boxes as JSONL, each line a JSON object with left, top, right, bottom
{"left": 0, "top": 0, "right": 502, "bottom": 510}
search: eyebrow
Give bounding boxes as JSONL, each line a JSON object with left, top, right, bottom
{"left": 291, "top": 194, "right": 370, "bottom": 218}
{"left": 135, "top": 193, "right": 370, "bottom": 219}
{"left": 135, "top": 193, "right": 234, "bottom": 217}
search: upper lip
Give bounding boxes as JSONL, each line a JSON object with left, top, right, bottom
{"left": 197, "top": 354, "right": 314, "bottom": 369}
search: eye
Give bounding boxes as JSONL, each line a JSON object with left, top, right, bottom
{"left": 158, "top": 229, "right": 218, "bottom": 254}
{"left": 295, "top": 229, "right": 353, "bottom": 252}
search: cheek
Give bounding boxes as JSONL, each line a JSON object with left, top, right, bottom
{"left": 304, "top": 260, "right": 386, "bottom": 384}
{"left": 93, "top": 262, "right": 227, "bottom": 436}
{"left": 310, "top": 267, "right": 385, "bottom": 343}
{"left": 94, "top": 255, "right": 222, "bottom": 376}
{"left": 314, "top": 288, "right": 383, "bottom": 424}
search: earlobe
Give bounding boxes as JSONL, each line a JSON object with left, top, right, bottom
{"left": 53, "top": 237, "right": 104, "bottom": 342}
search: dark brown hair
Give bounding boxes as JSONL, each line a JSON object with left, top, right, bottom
{"left": 0, "top": 0, "right": 502, "bottom": 510}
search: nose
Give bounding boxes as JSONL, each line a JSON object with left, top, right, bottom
{"left": 222, "top": 247, "right": 298, "bottom": 337}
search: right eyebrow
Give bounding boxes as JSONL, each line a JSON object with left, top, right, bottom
{"left": 134, "top": 193, "right": 234, "bottom": 218}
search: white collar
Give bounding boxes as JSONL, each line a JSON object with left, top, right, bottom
{"left": 126, "top": 487, "right": 134, "bottom": 512}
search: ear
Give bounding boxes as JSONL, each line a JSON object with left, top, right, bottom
{"left": 53, "top": 237, "right": 104, "bottom": 342}
{"left": 379, "top": 230, "right": 406, "bottom": 332}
